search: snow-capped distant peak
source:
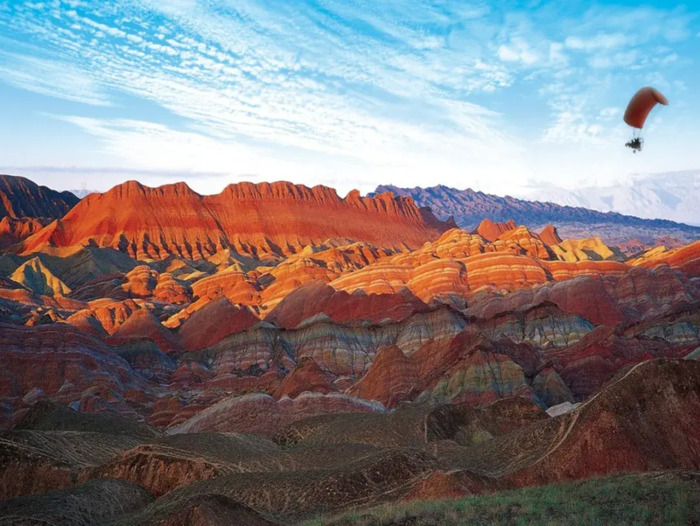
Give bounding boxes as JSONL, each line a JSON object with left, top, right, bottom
{"left": 528, "top": 171, "right": 700, "bottom": 226}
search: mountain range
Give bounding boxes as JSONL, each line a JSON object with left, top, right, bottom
{"left": 532, "top": 171, "right": 700, "bottom": 226}
{"left": 0, "top": 175, "right": 79, "bottom": 250}
{"left": 374, "top": 183, "right": 700, "bottom": 246}
{"left": 0, "top": 172, "right": 699, "bottom": 524}
{"left": 16, "top": 179, "right": 452, "bottom": 260}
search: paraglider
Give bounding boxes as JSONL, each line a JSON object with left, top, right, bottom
{"left": 623, "top": 86, "right": 668, "bottom": 153}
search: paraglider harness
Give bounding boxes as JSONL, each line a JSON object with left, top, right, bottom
{"left": 625, "top": 126, "right": 644, "bottom": 153}
{"left": 625, "top": 136, "right": 643, "bottom": 153}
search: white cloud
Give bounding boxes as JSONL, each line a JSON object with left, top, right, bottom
{"left": 0, "top": 48, "right": 110, "bottom": 106}
{"left": 497, "top": 41, "right": 539, "bottom": 65}
{"left": 46, "top": 113, "right": 529, "bottom": 196}
{"left": 0, "top": 0, "right": 528, "bottom": 188}
{"left": 598, "top": 107, "right": 619, "bottom": 120}
{"left": 565, "top": 33, "right": 628, "bottom": 51}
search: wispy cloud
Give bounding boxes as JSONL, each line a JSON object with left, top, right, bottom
{"left": 0, "top": 1, "right": 697, "bottom": 194}
{"left": 1, "top": 1, "right": 515, "bottom": 164}
{"left": 0, "top": 47, "right": 110, "bottom": 106}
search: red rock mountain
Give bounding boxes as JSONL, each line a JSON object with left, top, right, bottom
{"left": 17, "top": 181, "right": 453, "bottom": 259}
{"left": 475, "top": 218, "right": 517, "bottom": 242}
{"left": 0, "top": 175, "right": 79, "bottom": 249}
{"left": 0, "top": 175, "right": 79, "bottom": 219}
{"left": 539, "top": 225, "right": 562, "bottom": 245}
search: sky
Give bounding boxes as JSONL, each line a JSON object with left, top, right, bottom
{"left": 0, "top": 0, "right": 699, "bottom": 198}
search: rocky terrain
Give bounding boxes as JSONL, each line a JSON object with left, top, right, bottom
{"left": 0, "top": 174, "right": 699, "bottom": 524}
{"left": 375, "top": 184, "right": 700, "bottom": 247}
{"left": 0, "top": 174, "right": 79, "bottom": 250}
{"left": 16, "top": 180, "right": 452, "bottom": 259}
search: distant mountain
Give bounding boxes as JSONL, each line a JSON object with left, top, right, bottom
{"left": 0, "top": 174, "right": 80, "bottom": 249}
{"left": 532, "top": 171, "right": 700, "bottom": 227}
{"left": 373, "top": 184, "right": 700, "bottom": 246}
{"left": 68, "top": 188, "right": 98, "bottom": 199}
{"left": 0, "top": 174, "right": 79, "bottom": 219}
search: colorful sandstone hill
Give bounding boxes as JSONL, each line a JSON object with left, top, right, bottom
{"left": 0, "top": 173, "right": 699, "bottom": 524}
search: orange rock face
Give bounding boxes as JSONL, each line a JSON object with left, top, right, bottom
{"left": 475, "top": 218, "right": 516, "bottom": 242}
{"left": 539, "top": 225, "right": 562, "bottom": 246}
{"left": 18, "top": 181, "right": 451, "bottom": 259}
{"left": 632, "top": 240, "right": 700, "bottom": 275}
{"left": 106, "top": 309, "right": 182, "bottom": 354}
{"left": 0, "top": 217, "right": 46, "bottom": 250}
{"left": 265, "top": 281, "right": 427, "bottom": 328}
{"left": 0, "top": 175, "right": 79, "bottom": 250}
{"left": 178, "top": 298, "right": 258, "bottom": 351}
{"left": 274, "top": 356, "right": 333, "bottom": 399}
{"left": 346, "top": 345, "right": 420, "bottom": 408}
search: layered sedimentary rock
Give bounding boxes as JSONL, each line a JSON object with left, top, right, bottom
{"left": 0, "top": 175, "right": 79, "bottom": 250}
{"left": 0, "top": 322, "right": 156, "bottom": 425}
{"left": 538, "top": 225, "right": 562, "bottom": 246}
{"left": 346, "top": 345, "right": 420, "bottom": 408}
{"left": 266, "top": 281, "right": 427, "bottom": 329}
{"left": 546, "top": 307, "right": 700, "bottom": 399}
{"left": 107, "top": 309, "right": 182, "bottom": 354}
{"left": 0, "top": 216, "right": 45, "bottom": 250}
{"left": 203, "top": 307, "right": 467, "bottom": 381}
{"left": 347, "top": 328, "right": 539, "bottom": 408}
{"left": 0, "top": 175, "right": 78, "bottom": 220}
{"left": 190, "top": 268, "right": 261, "bottom": 305}
{"left": 551, "top": 237, "right": 618, "bottom": 262}
{"left": 632, "top": 240, "right": 700, "bottom": 275}
{"left": 178, "top": 298, "right": 258, "bottom": 351}
{"left": 0, "top": 247, "right": 137, "bottom": 294}
{"left": 435, "top": 359, "right": 700, "bottom": 486}
{"left": 169, "top": 392, "right": 384, "bottom": 436}
{"left": 82, "top": 433, "right": 278, "bottom": 498}
{"left": 17, "top": 181, "right": 452, "bottom": 259}
{"left": 273, "top": 357, "right": 333, "bottom": 399}
{"left": 2, "top": 173, "right": 700, "bottom": 524}
{"left": 475, "top": 218, "right": 517, "bottom": 242}
{"left": 9, "top": 257, "right": 71, "bottom": 296}
{"left": 1, "top": 359, "right": 699, "bottom": 524}
{"left": 325, "top": 228, "right": 631, "bottom": 304}
{"left": 0, "top": 402, "right": 161, "bottom": 499}
{"left": 465, "top": 275, "right": 624, "bottom": 326}
{"left": 477, "top": 302, "right": 594, "bottom": 349}
{"left": 117, "top": 447, "right": 436, "bottom": 523}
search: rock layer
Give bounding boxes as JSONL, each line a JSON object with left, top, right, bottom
{"left": 18, "top": 181, "right": 452, "bottom": 259}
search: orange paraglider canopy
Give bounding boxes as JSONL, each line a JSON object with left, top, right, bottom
{"left": 623, "top": 87, "right": 668, "bottom": 129}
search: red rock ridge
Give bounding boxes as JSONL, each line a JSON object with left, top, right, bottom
{"left": 0, "top": 174, "right": 78, "bottom": 220}
{"left": 474, "top": 219, "right": 517, "bottom": 242}
{"left": 539, "top": 225, "right": 562, "bottom": 245}
{"left": 17, "top": 181, "right": 452, "bottom": 260}
{"left": 0, "top": 175, "right": 79, "bottom": 249}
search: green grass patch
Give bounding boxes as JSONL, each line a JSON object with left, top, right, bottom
{"left": 303, "top": 471, "right": 700, "bottom": 526}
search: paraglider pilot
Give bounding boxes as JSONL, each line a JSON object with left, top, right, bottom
{"left": 623, "top": 87, "right": 667, "bottom": 153}
{"left": 625, "top": 137, "right": 643, "bottom": 153}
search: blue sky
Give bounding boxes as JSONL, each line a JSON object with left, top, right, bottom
{"left": 0, "top": 0, "right": 698, "bottom": 197}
